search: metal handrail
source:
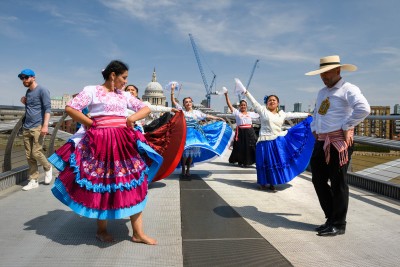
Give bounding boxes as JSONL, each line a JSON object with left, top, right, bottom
{"left": 47, "top": 113, "right": 68, "bottom": 155}
{"left": 1, "top": 111, "right": 400, "bottom": 199}
{"left": 3, "top": 115, "right": 24, "bottom": 172}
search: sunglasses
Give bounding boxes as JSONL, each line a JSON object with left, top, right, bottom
{"left": 19, "top": 76, "right": 31, "bottom": 80}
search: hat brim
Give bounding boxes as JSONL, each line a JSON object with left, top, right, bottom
{"left": 305, "top": 64, "right": 357, "bottom": 76}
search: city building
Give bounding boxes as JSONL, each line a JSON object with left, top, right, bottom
{"left": 141, "top": 69, "right": 166, "bottom": 106}
{"left": 391, "top": 104, "right": 400, "bottom": 140}
{"left": 294, "top": 102, "right": 302, "bottom": 112}
{"left": 51, "top": 94, "right": 72, "bottom": 109}
{"left": 394, "top": 104, "right": 400, "bottom": 115}
{"left": 355, "top": 106, "right": 390, "bottom": 138}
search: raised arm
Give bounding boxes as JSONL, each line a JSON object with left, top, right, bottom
{"left": 244, "top": 91, "right": 263, "bottom": 114}
{"left": 224, "top": 90, "right": 234, "bottom": 113}
{"left": 234, "top": 78, "right": 262, "bottom": 113}
{"left": 170, "top": 83, "right": 179, "bottom": 107}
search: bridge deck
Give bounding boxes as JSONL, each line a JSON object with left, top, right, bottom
{"left": 0, "top": 154, "right": 399, "bottom": 267}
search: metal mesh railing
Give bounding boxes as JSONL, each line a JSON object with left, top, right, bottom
{"left": 1, "top": 112, "right": 400, "bottom": 199}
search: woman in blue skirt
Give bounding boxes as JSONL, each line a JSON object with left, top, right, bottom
{"left": 169, "top": 82, "right": 234, "bottom": 178}
{"left": 235, "top": 79, "right": 315, "bottom": 191}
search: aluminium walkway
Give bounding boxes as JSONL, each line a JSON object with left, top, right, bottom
{"left": 0, "top": 154, "right": 399, "bottom": 267}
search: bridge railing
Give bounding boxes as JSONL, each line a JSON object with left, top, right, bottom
{"left": 1, "top": 113, "right": 400, "bottom": 200}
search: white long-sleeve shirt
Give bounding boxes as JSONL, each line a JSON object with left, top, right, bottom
{"left": 246, "top": 91, "right": 308, "bottom": 141}
{"left": 311, "top": 79, "right": 370, "bottom": 134}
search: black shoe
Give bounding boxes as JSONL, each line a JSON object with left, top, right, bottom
{"left": 317, "top": 226, "right": 345, "bottom": 236}
{"left": 258, "top": 185, "right": 267, "bottom": 190}
{"left": 315, "top": 221, "right": 331, "bottom": 232}
{"left": 269, "top": 185, "right": 277, "bottom": 192}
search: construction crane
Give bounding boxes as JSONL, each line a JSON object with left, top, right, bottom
{"left": 238, "top": 59, "right": 260, "bottom": 101}
{"left": 189, "top": 33, "right": 218, "bottom": 108}
{"left": 246, "top": 59, "right": 259, "bottom": 90}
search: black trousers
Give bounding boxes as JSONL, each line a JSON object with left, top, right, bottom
{"left": 311, "top": 141, "right": 353, "bottom": 228}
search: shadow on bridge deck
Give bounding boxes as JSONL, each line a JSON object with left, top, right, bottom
{"left": 0, "top": 154, "right": 399, "bottom": 267}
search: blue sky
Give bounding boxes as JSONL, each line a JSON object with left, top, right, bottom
{"left": 1, "top": 0, "right": 399, "bottom": 112}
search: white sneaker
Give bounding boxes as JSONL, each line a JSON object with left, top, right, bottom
{"left": 44, "top": 166, "right": 53, "bottom": 185}
{"left": 22, "top": 180, "right": 39, "bottom": 191}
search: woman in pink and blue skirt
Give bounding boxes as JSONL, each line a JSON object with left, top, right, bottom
{"left": 48, "top": 60, "right": 162, "bottom": 244}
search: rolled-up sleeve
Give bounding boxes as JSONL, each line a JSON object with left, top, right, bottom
{"left": 41, "top": 88, "right": 51, "bottom": 114}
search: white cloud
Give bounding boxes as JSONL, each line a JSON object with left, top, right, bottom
{"left": 100, "top": 0, "right": 314, "bottom": 64}
{"left": 0, "top": 15, "right": 24, "bottom": 39}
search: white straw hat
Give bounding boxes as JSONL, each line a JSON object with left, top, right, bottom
{"left": 305, "top": 55, "right": 357, "bottom": 76}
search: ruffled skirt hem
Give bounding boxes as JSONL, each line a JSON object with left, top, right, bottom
{"left": 179, "top": 121, "right": 234, "bottom": 166}
{"left": 48, "top": 123, "right": 162, "bottom": 220}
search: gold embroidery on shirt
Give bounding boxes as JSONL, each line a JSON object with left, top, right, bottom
{"left": 318, "top": 97, "right": 330, "bottom": 115}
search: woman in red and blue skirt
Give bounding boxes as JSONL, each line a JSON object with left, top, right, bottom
{"left": 48, "top": 60, "right": 162, "bottom": 244}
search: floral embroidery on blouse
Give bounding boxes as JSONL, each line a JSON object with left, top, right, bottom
{"left": 94, "top": 86, "right": 126, "bottom": 114}
{"left": 68, "top": 89, "right": 92, "bottom": 111}
{"left": 125, "top": 91, "right": 146, "bottom": 112}
{"left": 67, "top": 85, "right": 146, "bottom": 116}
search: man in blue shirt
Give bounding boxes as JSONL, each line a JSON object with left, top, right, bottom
{"left": 18, "top": 69, "right": 53, "bottom": 190}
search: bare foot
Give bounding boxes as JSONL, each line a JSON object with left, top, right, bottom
{"left": 132, "top": 233, "right": 157, "bottom": 245}
{"left": 96, "top": 232, "right": 115, "bottom": 243}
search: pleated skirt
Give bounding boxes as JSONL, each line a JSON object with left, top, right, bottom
{"left": 48, "top": 116, "right": 162, "bottom": 220}
{"left": 229, "top": 126, "right": 257, "bottom": 166}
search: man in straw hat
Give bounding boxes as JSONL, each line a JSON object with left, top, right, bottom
{"left": 306, "top": 55, "right": 370, "bottom": 236}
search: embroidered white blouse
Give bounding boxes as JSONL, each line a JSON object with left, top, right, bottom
{"left": 246, "top": 91, "right": 308, "bottom": 141}
{"left": 232, "top": 108, "right": 259, "bottom": 126}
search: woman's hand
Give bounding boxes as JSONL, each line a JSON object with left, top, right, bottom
{"left": 234, "top": 78, "right": 247, "bottom": 95}
{"left": 85, "top": 119, "right": 96, "bottom": 130}
{"left": 126, "top": 116, "right": 135, "bottom": 128}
